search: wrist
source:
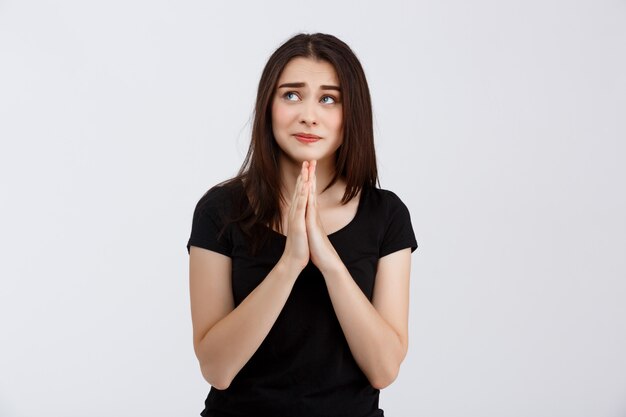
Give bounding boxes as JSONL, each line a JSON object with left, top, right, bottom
{"left": 317, "top": 252, "right": 345, "bottom": 277}
{"left": 276, "top": 255, "right": 306, "bottom": 279}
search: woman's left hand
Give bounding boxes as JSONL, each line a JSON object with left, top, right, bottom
{"left": 305, "top": 160, "right": 342, "bottom": 274}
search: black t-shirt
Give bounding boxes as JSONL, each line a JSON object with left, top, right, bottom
{"left": 186, "top": 181, "right": 418, "bottom": 417}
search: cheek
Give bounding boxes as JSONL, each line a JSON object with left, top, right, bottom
{"left": 331, "top": 111, "right": 344, "bottom": 136}
{"left": 272, "top": 102, "right": 295, "bottom": 128}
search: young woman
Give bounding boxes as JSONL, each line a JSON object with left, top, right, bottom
{"left": 187, "top": 32, "right": 418, "bottom": 417}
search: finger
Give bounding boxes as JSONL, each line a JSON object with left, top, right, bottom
{"left": 308, "top": 178, "right": 316, "bottom": 211}
{"left": 307, "top": 168, "right": 316, "bottom": 211}
{"left": 313, "top": 162, "right": 317, "bottom": 190}
{"left": 309, "top": 161, "right": 316, "bottom": 198}
{"left": 302, "top": 161, "right": 309, "bottom": 183}
{"left": 289, "top": 174, "right": 303, "bottom": 216}
{"left": 294, "top": 169, "right": 309, "bottom": 204}
{"left": 296, "top": 182, "right": 309, "bottom": 215}
{"left": 308, "top": 160, "right": 316, "bottom": 180}
{"left": 292, "top": 173, "right": 302, "bottom": 201}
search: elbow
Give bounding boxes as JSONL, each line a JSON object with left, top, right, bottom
{"left": 195, "top": 341, "right": 234, "bottom": 390}
{"left": 211, "top": 380, "right": 232, "bottom": 391}
{"left": 199, "top": 362, "right": 233, "bottom": 391}
{"left": 370, "top": 338, "right": 407, "bottom": 390}
{"left": 208, "top": 376, "right": 232, "bottom": 391}
{"left": 369, "top": 364, "right": 401, "bottom": 390}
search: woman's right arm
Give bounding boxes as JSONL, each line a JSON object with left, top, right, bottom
{"left": 189, "top": 247, "right": 302, "bottom": 390}
{"left": 189, "top": 162, "right": 311, "bottom": 390}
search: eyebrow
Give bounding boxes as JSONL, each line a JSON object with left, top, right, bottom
{"left": 277, "top": 82, "right": 341, "bottom": 92}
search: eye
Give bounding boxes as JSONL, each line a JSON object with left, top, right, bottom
{"left": 283, "top": 91, "right": 299, "bottom": 101}
{"left": 321, "top": 95, "right": 337, "bottom": 104}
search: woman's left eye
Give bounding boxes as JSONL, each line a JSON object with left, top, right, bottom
{"left": 283, "top": 92, "right": 337, "bottom": 104}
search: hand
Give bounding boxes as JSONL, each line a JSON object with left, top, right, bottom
{"left": 305, "top": 160, "right": 342, "bottom": 274}
{"left": 280, "top": 161, "right": 311, "bottom": 272}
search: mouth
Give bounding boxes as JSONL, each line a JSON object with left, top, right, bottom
{"left": 294, "top": 132, "right": 321, "bottom": 143}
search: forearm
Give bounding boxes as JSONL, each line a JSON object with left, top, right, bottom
{"left": 321, "top": 262, "right": 407, "bottom": 389}
{"left": 196, "top": 258, "right": 301, "bottom": 389}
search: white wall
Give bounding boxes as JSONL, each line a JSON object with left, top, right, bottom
{"left": 1, "top": 0, "right": 625, "bottom": 416}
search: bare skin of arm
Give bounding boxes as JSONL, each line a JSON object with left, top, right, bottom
{"left": 190, "top": 161, "right": 412, "bottom": 390}
{"left": 315, "top": 249, "right": 412, "bottom": 390}
{"left": 189, "top": 164, "right": 312, "bottom": 390}
{"left": 304, "top": 160, "right": 412, "bottom": 389}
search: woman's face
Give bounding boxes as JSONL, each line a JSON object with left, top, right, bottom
{"left": 271, "top": 57, "right": 344, "bottom": 168}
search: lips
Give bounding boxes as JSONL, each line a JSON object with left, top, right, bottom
{"left": 294, "top": 132, "right": 321, "bottom": 144}
{"left": 294, "top": 132, "right": 321, "bottom": 139}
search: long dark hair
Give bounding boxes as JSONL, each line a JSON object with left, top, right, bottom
{"left": 218, "top": 32, "right": 378, "bottom": 253}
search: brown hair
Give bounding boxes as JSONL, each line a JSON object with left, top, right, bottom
{"left": 219, "top": 32, "right": 378, "bottom": 252}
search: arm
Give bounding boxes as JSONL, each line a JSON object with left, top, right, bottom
{"left": 189, "top": 163, "right": 312, "bottom": 390}
{"left": 189, "top": 247, "right": 302, "bottom": 390}
{"left": 318, "top": 248, "right": 412, "bottom": 390}
{"left": 304, "top": 160, "right": 412, "bottom": 389}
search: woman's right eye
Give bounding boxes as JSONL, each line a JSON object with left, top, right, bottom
{"left": 283, "top": 91, "right": 299, "bottom": 101}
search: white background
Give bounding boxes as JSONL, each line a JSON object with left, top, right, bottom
{"left": 1, "top": 1, "right": 625, "bottom": 416}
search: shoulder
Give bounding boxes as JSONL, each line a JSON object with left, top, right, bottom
{"left": 190, "top": 179, "right": 247, "bottom": 232}
{"left": 362, "top": 186, "right": 410, "bottom": 213}
{"left": 362, "top": 186, "right": 417, "bottom": 255}
{"left": 187, "top": 179, "right": 245, "bottom": 255}
{"left": 195, "top": 179, "right": 245, "bottom": 214}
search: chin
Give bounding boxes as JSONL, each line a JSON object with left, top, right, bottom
{"left": 281, "top": 149, "right": 328, "bottom": 165}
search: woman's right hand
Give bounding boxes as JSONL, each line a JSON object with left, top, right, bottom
{"left": 280, "top": 161, "right": 310, "bottom": 272}
{"left": 190, "top": 161, "right": 313, "bottom": 389}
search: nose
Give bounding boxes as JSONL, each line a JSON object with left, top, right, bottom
{"left": 299, "top": 99, "right": 317, "bottom": 125}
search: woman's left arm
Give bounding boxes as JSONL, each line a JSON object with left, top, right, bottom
{"left": 318, "top": 248, "right": 411, "bottom": 390}
{"left": 305, "top": 162, "right": 412, "bottom": 389}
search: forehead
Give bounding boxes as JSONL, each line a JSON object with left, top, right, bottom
{"left": 277, "top": 57, "right": 339, "bottom": 86}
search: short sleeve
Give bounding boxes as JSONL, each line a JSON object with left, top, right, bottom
{"left": 379, "top": 191, "right": 418, "bottom": 258}
{"left": 186, "top": 187, "right": 233, "bottom": 257}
